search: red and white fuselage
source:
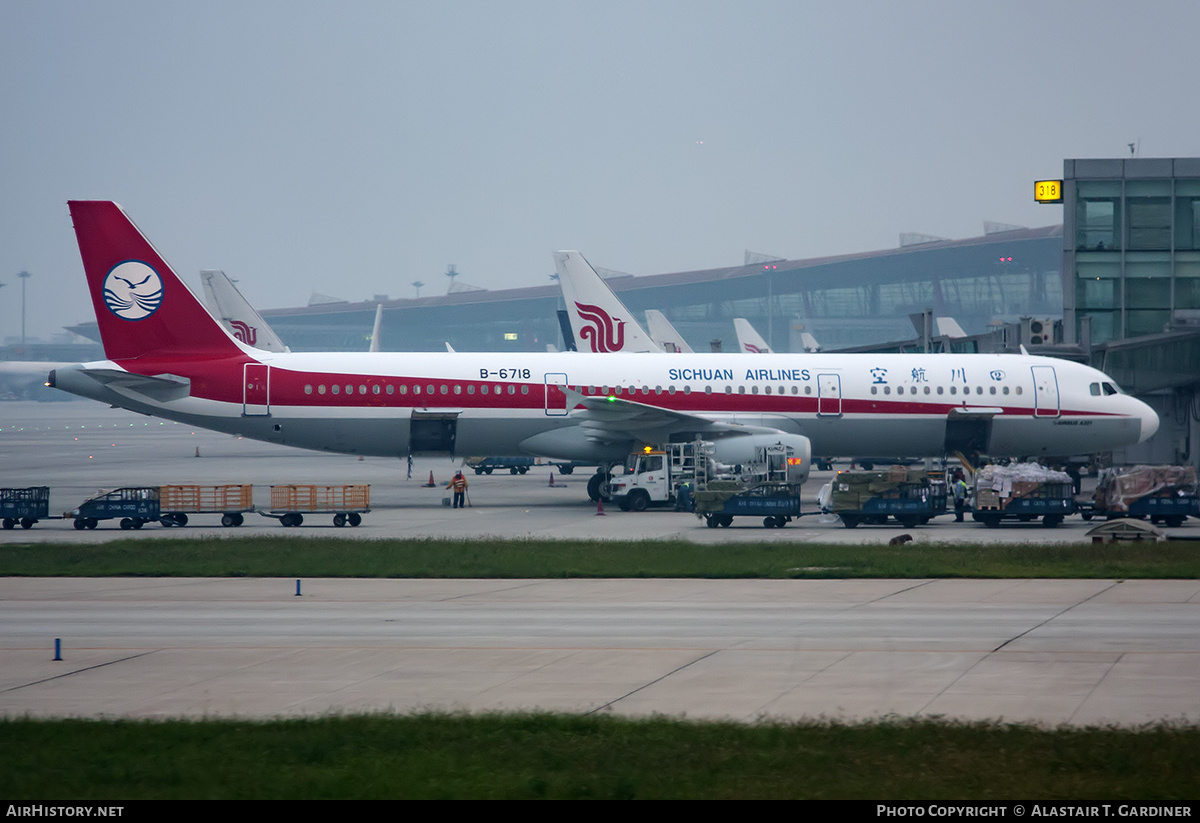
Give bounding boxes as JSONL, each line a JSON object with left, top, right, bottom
{"left": 51, "top": 201, "right": 1159, "bottom": 463}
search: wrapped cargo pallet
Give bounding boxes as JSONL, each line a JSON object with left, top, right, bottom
{"left": 830, "top": 466, "right": 943, "bottom": 528}
{"left": 974, "top": 463, "right": 1072, "bottom": 509}
{"left": 831, "top": 466, "right": 929, "bottom": 511}
{"left": 971, "top": 463, "right": 1075, "bottom": 527}
{"left": 1094, "top": 465, "right": 1198, "bottom": 514}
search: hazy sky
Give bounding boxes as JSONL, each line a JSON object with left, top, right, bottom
{"left": 3, "top": 0, "right": 1199, "bottom": 343}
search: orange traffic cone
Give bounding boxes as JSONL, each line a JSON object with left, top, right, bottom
{"left": 548, "top": 473, "right": 555, "bottom": 487}
{"left": 595, "top": 497, "right": 606, "bottom": 516}
{"left": 423, "top": 471, "right": 436, "bottom": 487}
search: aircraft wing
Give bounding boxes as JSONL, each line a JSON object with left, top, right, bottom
{"left": 564, "top": 387, "right": 778, "bottom": 445}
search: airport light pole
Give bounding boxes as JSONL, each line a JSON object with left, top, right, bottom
{"left": 17, "top": 271, "right": 31, "bottom": 349}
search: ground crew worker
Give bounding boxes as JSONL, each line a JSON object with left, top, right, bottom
{"left": 451, "top": 470, "right": 468, "bottom": 509}
{"left": 952, "top": 470, "right": 969, "bottom": 522}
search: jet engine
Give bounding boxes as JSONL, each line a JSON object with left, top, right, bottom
{"left": 706, "top": 433, "right": 812, "bottom": 486}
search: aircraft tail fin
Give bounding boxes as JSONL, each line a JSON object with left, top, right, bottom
{"left": 69, "top": 201, "right": 243, "bottom": 362}
{"left": 733, "top": 318, "right": 774, "bottom": 354}
{"left": 369, "top": 303, "right": 384, "bottom": 353}
{"left": 645, "top": 309, "right": 693, "bottom": 353}
{"left": 200, "top": 269, "right": 289, "bottom": 353}
{"left": 552, "top": 251, "right": 660, "bottom": 353}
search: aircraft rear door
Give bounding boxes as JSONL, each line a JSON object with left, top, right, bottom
{"left": 544, "top": 372, "right": 568, "bottom": 416}
{"left": 243, "top": 364, "right": 270, "bottom": 416}
{"left": 1031, "top": 365, "right": 1060, "bottom": 418}
{"left": 817, "top": 373, "right": 842, "bottom": 416}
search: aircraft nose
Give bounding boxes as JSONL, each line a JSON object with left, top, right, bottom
{"left": 1138, "top": 400, "right": 1160, "bottom": 443}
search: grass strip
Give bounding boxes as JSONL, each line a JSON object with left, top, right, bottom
{"left": 2, "top": 536, "right": 1200, "bottom": 578}
{"left": 3, "top": 714, "right": 1198, "bottom": 800}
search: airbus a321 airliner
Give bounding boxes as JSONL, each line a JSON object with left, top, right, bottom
{"left": 51, "top": 201, "right": 1158, "bottom": 481}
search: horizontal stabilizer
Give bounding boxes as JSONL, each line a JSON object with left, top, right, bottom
{"left": 80, "top": 367, "right": 192, "bottom": 402}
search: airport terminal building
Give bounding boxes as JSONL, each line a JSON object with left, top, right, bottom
{"left": 1059, "top": 158, "right": 1200, "bottom": 466}
{"left": 258, "top": 225, "right": 1064, "bottom": 355}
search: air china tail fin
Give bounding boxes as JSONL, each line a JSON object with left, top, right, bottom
{"left": 201, "top": 269, "right": 290, "bottom": 353}
{"left": 69, "top": 201, "right": 243, "bottom": 362}
{"left": 552, "top": 250, "right": 660, "bottom": 353}
{"left": 645, "top": 310, "right": 693, "bottom": 353}
{"left": 733, "top": 318, "right": 773, "bottom": 354}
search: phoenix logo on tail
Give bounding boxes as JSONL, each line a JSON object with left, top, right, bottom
{"left": 574, "top": 301, "right": 626, "bottom": 352}
{"left": 229, "top": 320, "right": 258, "bottom": 345}
{"left": 102, "top": 262, "right": 164, "bottom": 320}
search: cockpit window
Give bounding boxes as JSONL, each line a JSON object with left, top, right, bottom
{"left": 1103, "top": 382, "right": 1119, "bottom": 395}
{"left": 1090, "top": 382, "right": 1101, "bottom": 396}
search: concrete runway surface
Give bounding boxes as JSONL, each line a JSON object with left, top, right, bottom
{"left": 3, "top": 400, "right": 1199, "bottom": 725}
{"left": 2, "top": 576, "right": 1199, "bottom": 725}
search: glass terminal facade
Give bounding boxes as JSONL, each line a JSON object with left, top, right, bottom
{"left": 255, "top": 227, "right": 1064, "bottom": 354}
{"left": 1064, "top": 157, "right": 1200, "bottom": 345}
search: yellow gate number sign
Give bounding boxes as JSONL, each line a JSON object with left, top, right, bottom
{"left": 1034, "top": 180, "right": 1063, "bottom": 203}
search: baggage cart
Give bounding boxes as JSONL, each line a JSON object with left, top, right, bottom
{"left": 827, "top": 467, "right": 946, "bottom": 529}
{"left": 694, "top": 481, "right": 803, "bottom": 529}
{"left": 683, "top": 440, "right": 808, "bottom": 528}
{"left": 1, "top": 486, "right": 50, "bottom": 530}
{"left": 267, "top": 484, "right": 370, "bottom": 527}
{"left": 465, "top": 457, "right": 534, "bottom": 475}
{"left": 158, "top": 484, "right": 256, "bottom": 527}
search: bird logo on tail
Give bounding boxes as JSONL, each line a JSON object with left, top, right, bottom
{"left": 102, "top": 262, "right": 164, "bottom": 320}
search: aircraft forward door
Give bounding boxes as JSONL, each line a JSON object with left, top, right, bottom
{"left": 1031, "top": 365, "right": 1060, "bottom": 418}
{"left": 544, "top": 372, "right": 568, "bottom": 416}
{"left": 243, "top": 364, "right": 270, "bottom": 416}
{"left": 817, "top": 373, "right": 842, "bottom": 416}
